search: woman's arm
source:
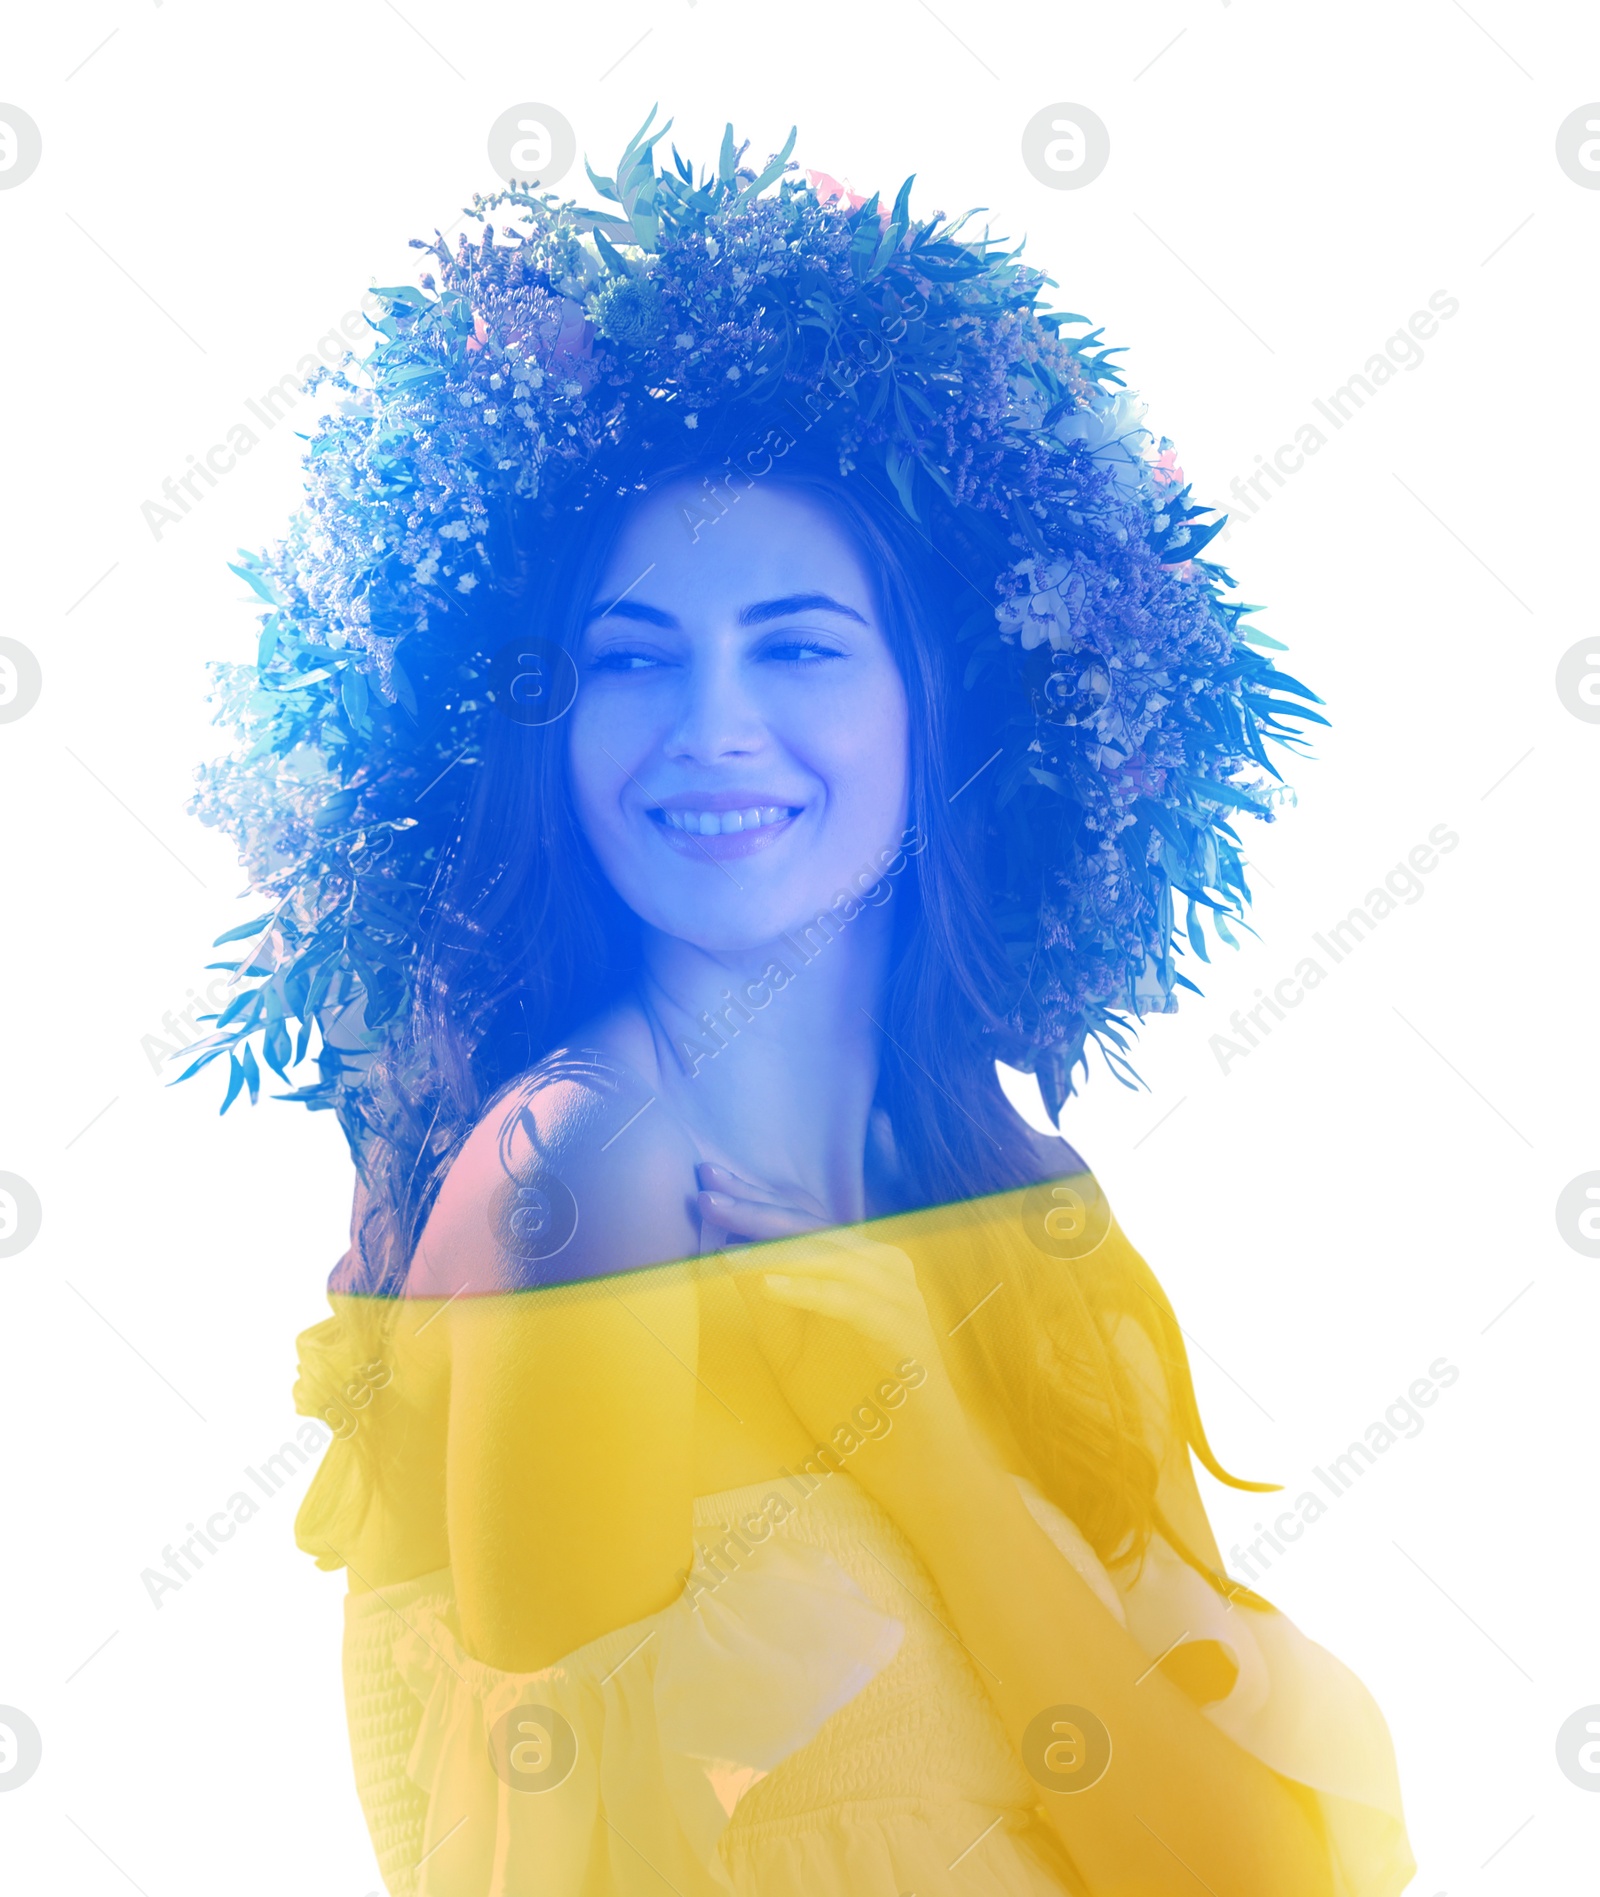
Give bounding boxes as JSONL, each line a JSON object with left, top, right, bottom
{"left": 873, "top": 1405, "right": 1334, "bottom": 1897}
{"left": 702, "top": 1177, "right": 1335, "bottom": 1897}
{"left": 420, "top": 1070, "right": 705, "bottom": 1672}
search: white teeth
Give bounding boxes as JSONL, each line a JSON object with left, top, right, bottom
{"left": 661, "top": 805, "right": 792, "bottom": 835}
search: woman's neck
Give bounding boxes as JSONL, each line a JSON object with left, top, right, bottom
{"left": 629, "top": 902, "right": 899, "bottom": 1224}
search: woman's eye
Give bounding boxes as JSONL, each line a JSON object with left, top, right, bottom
{"left": 589, "top": 650, "right": 665, "bottom": 673}
{"left": 765, "top": 638, "right": 845, "bottom": 665}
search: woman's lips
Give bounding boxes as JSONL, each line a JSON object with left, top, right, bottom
{"left": 648, "top": 804, "right": 803, "bottom": 861}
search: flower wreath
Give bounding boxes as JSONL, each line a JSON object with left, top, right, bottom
{"left": 185, "top": 111, "right": 1322, "bottom": 1144}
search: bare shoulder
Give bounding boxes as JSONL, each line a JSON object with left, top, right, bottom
{"left": 407, "top": 1048, "right": 703, "bottom": 1296}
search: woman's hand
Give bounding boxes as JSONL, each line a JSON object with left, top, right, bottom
{"left": 696, "top": 1164, "right": 995, "bottom": 1511}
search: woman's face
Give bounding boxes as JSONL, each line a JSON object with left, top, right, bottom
{"left": 567, "top": 478, "right": 911, "bottom": 953}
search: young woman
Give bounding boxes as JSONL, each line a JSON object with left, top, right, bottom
{"left": 197, "top": 120, "right": 1414, "bottom": 1895}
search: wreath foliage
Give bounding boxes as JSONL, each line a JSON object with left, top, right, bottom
{"left": 185, "top": 111, "right": 1322, "bottom": 1141}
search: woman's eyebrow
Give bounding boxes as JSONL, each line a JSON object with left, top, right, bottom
{"left": 584, "top": 599, "right": 678, "bottom": 627}
{"left": 738, "top": 593, "right": 869, "bottom": 626}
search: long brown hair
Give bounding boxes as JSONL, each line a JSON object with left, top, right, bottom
{"left": 351, "top": 447, "right": 1271, "bottom": 1589}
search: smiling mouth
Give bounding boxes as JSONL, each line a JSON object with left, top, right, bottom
{"left": 654, "top": 804, "right": 799, "bottom": 837}
{"left": 647, "top": 801, "right": 805, "bottom": 861}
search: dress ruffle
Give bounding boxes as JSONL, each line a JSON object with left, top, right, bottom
{"left": 388, "top": 1532, "right": 903, "bottom": 1896}
{"left": 1018, "top": 1476, "right": 1413, "bottom": 1897}
{"left": 305, "top": 1275, "right": 1415, "bottom": 1896}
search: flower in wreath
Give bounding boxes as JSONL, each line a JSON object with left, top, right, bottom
{"left": 1053, "top": 389, "right": 1158, "bottom": 503}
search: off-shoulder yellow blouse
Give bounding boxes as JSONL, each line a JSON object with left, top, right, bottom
{"left": 294, "top": 1176, "right": 1414, "bottom": 1897}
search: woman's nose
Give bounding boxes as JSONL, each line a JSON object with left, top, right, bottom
{"left": 661, "top": 653, "right": 766, "bottom": 763}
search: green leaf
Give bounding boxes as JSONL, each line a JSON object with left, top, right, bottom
{"left": 717, "top": 123, "right": 738, "bottom": 187}
{"left": 221, "top": 1054, "right": 245, "bottom": 1114}
{"left": 228, "top": 561, "right": 279, "bottom": 606}
{"left": 584, "top": 158, "right": 620, "bottom": 203}
{"left": 212, "top": 914, "right": 273, "bottom": 946}
{"left": 263, "top": 1012, "right": 293, "bottom": 1081}
{"left": 592, "top": 223, "right": 630, "bottom": 277}
{"left": 734, "top": 125, "right": 796, "bottom": 207}
{"left": 389, "top": 657, "right": 418, "bottom": 717}
{"left": 884, "top": 443, "right": 919, "bottom": 520}
{"left": 341, "top": 667, "right": 370, "bottom": 726}
{"left": 240, "top": 1042, "right": 261, "bottom": 1105}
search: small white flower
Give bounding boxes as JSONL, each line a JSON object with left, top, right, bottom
{"left": 456, "top": 573, "right": 478, "bottom": 594}
{"left": 684, "top": 412, "right": 699, "bottom": 429}
{"left": 483, "top": 407, "right": 499, "bottom": 423}
{"left": 674, "top": 332, "right": 694, "bottom": 349}
{"left": 1053, "top": 390, "right": 1154, "bottom": 502}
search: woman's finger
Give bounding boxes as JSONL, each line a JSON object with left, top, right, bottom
{"left": 761, "top": 1272, "right": 870, "bottom": 1325}
{"left": 697, "top": 1190, "right": 829, "bottom": 1244}
{"left": 742, "top": 1231, "right": 915, "bottom": 1299}
{"left": 696, "top": 1162, "right": 828, "bottom": 1220}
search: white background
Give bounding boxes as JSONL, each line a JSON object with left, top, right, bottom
{"left": 1, "top": 3, "right": 1596, "bottom": 1892}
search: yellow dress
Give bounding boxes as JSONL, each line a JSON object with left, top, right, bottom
{"left": 296, "top": 1160, "right": 1415, "bottom": 1897}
